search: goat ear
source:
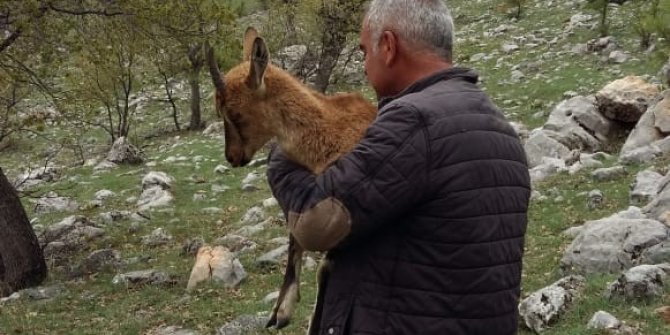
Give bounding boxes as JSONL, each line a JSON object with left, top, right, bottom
{"left": 242, "top": 27, "right": 259, "bottom": 61}
{"left": 248, "top": 37, "right": 269, "bottom": 91}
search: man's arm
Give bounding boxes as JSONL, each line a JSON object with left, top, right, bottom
{"left": 267, "top": 103, "right": 429, "bottom": 251}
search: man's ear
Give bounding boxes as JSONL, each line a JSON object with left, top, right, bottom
{"left": 380, "top": 30, "right": 398, "bottom": 67}
{"left": 247, "top": 37, "right": 269, "bottom": 90}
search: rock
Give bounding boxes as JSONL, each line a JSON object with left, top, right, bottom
{"left": 567, "top": 152, "right": 606, "bottom": 175}
{"left": 201, "top": 207, "right": 224, "bottom": 215}
{"left": 137, "top": 172, "right": 174, "bottom": 211}
{"left": 596, "top": 76, "right": 661, "bottom": 123}
{"left": 592, "top": 166, "right": 626, "bottom": 182}
{"left": 620, "top": 96, "right": 665, "bottom": 156}
{"left": 619, "top": 145, "right": 662, "bottom": 165}
{"left": 587, "top": 190, "right": 604, "bottom": 210}
{"left": 32, "top": 192, "right": 79, "bottom": 214}
{"left": 502, "top": 44, "right": 519, "bottom": 53}
{"left": 255, "top": 244, "right": 289, "bottom": 269}
{"left": 529, "top": 157, "right": 566, "bottom": 184}
{"left": 606, "top": 264, "right": 670, "bottom": 300}
{"left": 640, "top": 241, "right": 670, "bottom": 264}
{"left": 560, "top": 211, "right": 670, "bottom": 274}
{"left": 240, "top": 206, "right": 266, "bottom": 226}
{"left": 303, "top": 256, "right": 318, "bottom": 271}
{"left": 275, "top": 44, "right": 308, "bottom": 74}
{"left": 518, "top": 275, "right": 586, "bottom": 333}
{"left": 14, "top": 166, "right": 60, "bottom": 191}
{"left": 106, "top": 136, "right": 144, "bottom": 164}
{"left": 563, "top": 226, "right": 584, "bottom": 238}
{"left": 98, "top": 211, "right": 133, "bottom": 225}
{"left": 94, "top": 189, "right": 116, "bottom": 201}
{"left": 242, "top": 172, "right": 260, "bottom": 185}
{"left": 655, "top": 306, "right": 670, "bottom": 324}
{"left": 234, "top": 221, "right": 267, "bottom": 238}
{"left": 211, "top": 184, "right": 231, "bottom": 194}
{"left": 142, "top": 171, "right": 173, "bottom": 189}
{"left": 141, "top": 228, "right": 173, "bottom": 247}
{"left": 569, "top": 96, "right": 622, "bottom": 143}
{"left": 263, "top": 290, "right": 280, "bottom": 304}
{"left": 543, "top": 96, "right": 604, "bottom": 151}
{"left": 193, "top": 192, "right": 207, "bottom": 201}
{"left": 630, "top": 170, "right": 663, "bottom": 205}
{"left": 214, "top": 234, "right": 257, "bottom": 254}
{"left": 511, "top": 70, "right": 525, "bottom": 83}
{"left": 40, "top": 216, "right": 106, "bottom": 265}
{"left": 94, "top": 160, "right": 118, "bottom": 171}
{"left": 470, "top": 53, "right": 487, "bottom": 62}
{"left": 588, "top": 36, "right": 616, "bottom": 53}
{"left": 524, "top": 129, "right": 571, "bottom": 168}
{"left": 146, "top": 326, "right": 200, "bottom": 335}
{"left": 652, "top": 90, "right": 670, "bottom": 134}
{"left": 70, "top": 249, "right": 122, "bottom": 277}
{"left": 210, "top": 246, "right": 247, "bottom": 288}
{"left": 241, "top": 184, "right": 259, "bottom": 192}
{"left": 112, "top": 269, "right": 176, "bottom": 287}
{"left": 187, "top": 246, "right": 247, "bottom": 291}
{"left": 248, "top": 158, "right": 268, "bottom": 168}
{"left": 587, "top": 311, "right": 621, "bottom": 330}
{"left": 609, "top": 50, "right": 629, "bottom": 64}
{"left": 8, "top": 285, "right": 64, "bottom": 302}
{"left": 203, "top": 121, "right": 225, "bottom": 137}
{"left": 643, "top": 175, "right": 670, "bottom": 224}
{"left": 215, "top": 314, "right": 267, "bottom": 335}
{"left": 262, "top": 197, "right": 278, "bottom": 208}
{"left": 660, "top": 59, "right": 670, "bottom": 86}
{"left": 181, "top": 237, "right": 205, "bottom": 257}
{"left": 214, "top": 165, "right": 230, "bottom": 174}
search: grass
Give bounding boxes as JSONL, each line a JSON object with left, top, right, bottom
{"left": 2, "top": 0, "right": 670, "bottom": 334}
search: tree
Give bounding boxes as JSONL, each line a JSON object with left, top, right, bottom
{"left": 502, "top": 0, "right": 527, "bottom": 19}
{"left": 588, "top": 0, "right": 611, "bottom": 37}
{"left": 137, "top": 0, "right": 236, "bottom": 131}
{"left": 313, "top": 0, "right": 367, "bottom": 93}
{"left": 65, "top": 14, "right": 147, "bottom": 143}
{"left": 0, "top": 167, "right": 47, "bottom": 297}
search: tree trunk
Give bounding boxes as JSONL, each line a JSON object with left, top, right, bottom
{"left": 187, "top": 44, "right": 204, "bottom": 131}
{"left": 313, "top": 0, "right": 366, "bottom": 93}
{"left": 0, "top": 168, "right": 47, "bottom": 297}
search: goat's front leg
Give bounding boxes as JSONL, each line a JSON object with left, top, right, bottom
{"left": 266, "top": 233, "right": 303, "bottom": 329}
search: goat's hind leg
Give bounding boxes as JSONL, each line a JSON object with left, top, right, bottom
{"left": 266, "top": 234, "right": 303, "bottom": 329}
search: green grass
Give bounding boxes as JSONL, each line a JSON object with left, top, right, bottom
{"left": 2, "top": 0, "right": 670, "bottom": 334}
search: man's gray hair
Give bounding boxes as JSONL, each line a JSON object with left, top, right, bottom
{"left": 364, "top": 0, "right": 455, "bottom": 61}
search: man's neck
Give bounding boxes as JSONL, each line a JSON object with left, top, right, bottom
{"left": 392, "top": 56, "right": 453, "bottom": 96}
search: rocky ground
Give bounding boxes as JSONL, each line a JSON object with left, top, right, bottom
{"left": 2, "top": 0, "right": 670, "bottom": 334}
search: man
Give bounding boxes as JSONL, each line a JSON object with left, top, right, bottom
{"left": 267, "top": 0, "right": 530, "bottom": 334}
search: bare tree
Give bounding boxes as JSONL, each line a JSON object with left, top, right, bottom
{"left": 0, "top": 167, "right": 47, "bottom": 297}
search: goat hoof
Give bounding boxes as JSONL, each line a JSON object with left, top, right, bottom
{"left": 265, "top": 315, "right": 278, "bottom": 329}
{"left": 265, "top": 314, "right": 291, "bottom": 329}
{"left": 274, "top": 317, "right": 290, "bottom": 330}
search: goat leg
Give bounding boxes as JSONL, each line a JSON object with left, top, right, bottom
{"left": 266, "top": 233, "right": 303, "bottom": 329}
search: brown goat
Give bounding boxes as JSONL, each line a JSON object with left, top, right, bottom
{"left": 206, "top": 28, "right": 376, "bottom": 331}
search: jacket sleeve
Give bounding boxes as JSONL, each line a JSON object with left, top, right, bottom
{"left": 267, "top": 103, "right": 429, "bottom": 252}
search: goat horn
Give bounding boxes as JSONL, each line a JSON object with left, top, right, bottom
{"left": 205, "top": 41, "right": 226, "bottom": 94}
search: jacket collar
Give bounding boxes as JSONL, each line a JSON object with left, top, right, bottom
{"left": 377, "top": 67, "right": 478, "bottom": 110}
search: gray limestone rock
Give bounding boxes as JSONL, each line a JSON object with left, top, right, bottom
{"left": 518, "top": 275, "right": 586, "bottom": 333}
{"left": 561, "top": 210, "right": 670, "bottom": 274}
{"left": 606, "top": 264, "right": 670, "bottom": 300}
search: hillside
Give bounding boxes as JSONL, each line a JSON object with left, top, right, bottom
{"left": 1, "top": 0, "right": 670, "bottom": 334}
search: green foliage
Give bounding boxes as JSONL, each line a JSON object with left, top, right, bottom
{"left": 629, "top": 0, "right": 670, "bottom": 49}
{"left": 587, "top": 0, "right": 611, "bottom": 36}
{"left": 502, "top": 0, "right": 528, "bottom": 19}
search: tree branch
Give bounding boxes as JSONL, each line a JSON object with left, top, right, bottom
{"left": 45, "top": 4, "right": 125, "bottom": 17}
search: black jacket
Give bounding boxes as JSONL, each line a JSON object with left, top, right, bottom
{"left": 268, "top": 67, "right": 531, "bottom": 335}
